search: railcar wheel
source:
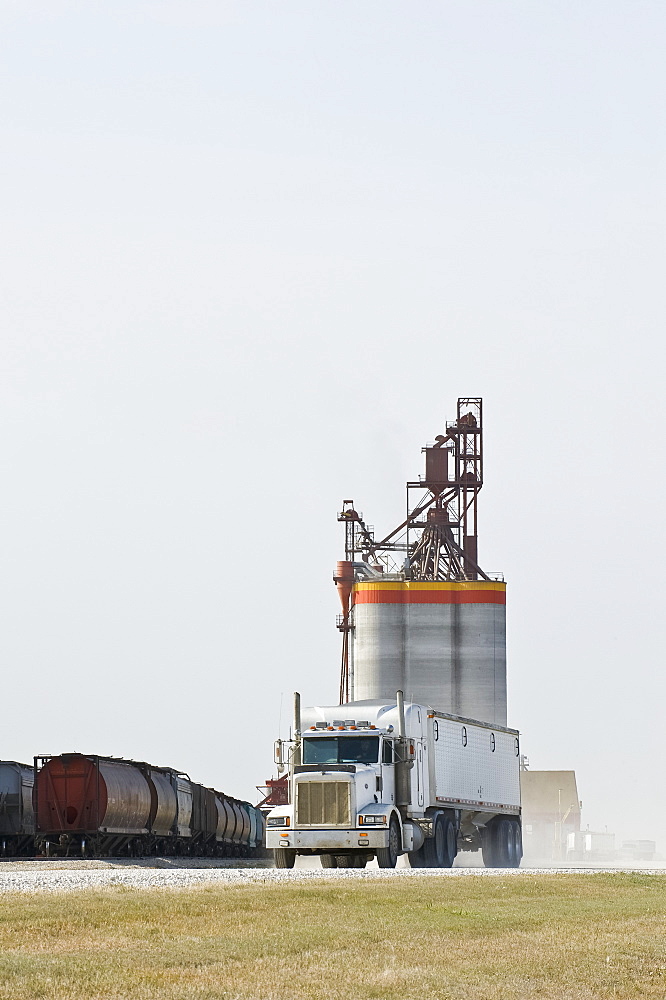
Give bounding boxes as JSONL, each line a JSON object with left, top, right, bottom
{"left": 320, "top": 854, "right": 337, "bottom": 868}
{"left": 376, "top": 817, "right": 400, "bottom": 869}
{"left": 273, "top": 848, "right": 296, "bottom": 869}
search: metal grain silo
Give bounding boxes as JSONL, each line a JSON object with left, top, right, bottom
{"left": 352, "top": 583, "right": 404, "bottom": 702}
{"left": 351, "top": 580, "right": 506, "bottom": 726}
{"left": 455, "top": 593, "right": 506, "bottom": 726}
{"left": 336, "top": 397, "right": 507, "bottom": 728}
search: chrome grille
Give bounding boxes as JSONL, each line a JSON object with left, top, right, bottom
{"left": 295, "top": 780, "right": 351, "bottom": 827}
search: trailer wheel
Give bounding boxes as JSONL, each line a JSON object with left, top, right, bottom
{"left": 273, "top": 848, "right": 296, "bottom": 869}
{"left": 507, "top": 819, "right": 522, "bottom": 868}
{"left": 481, "top": 820, "right": 500, "bottom": 867}
{"left": 498, "top": 818, "right": 514, "bottom": 867}
{"left": 513, "top": 819, "right": 523, "bottom": 868}
{"left": 320, "top": 854, "right": 337, "bottom": 868}
{"left": 485, "top": 818, "right": 513, "bottom": 867}
{"left": 485, "top": 818, "right": 511, "bottom": 867}
{"left": 376, "top": 817, "right": 400, "bottom": 869}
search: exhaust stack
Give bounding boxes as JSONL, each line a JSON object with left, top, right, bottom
{"left": 395, "top": 690, "right": 412, "bottom": 806}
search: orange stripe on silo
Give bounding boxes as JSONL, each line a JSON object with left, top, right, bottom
{"left": 353, "top": 582, "right": 506, "bottom": 606}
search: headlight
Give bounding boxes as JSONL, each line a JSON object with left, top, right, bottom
{"left": 267, "top": 816, "right": 290, "bottom": 827}
{"left": 359, "top": 815, "right": 386, "bottom": 826}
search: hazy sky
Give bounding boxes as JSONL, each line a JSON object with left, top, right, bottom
{"left": 1, "top": 1, "right": 665, "bottom": 846}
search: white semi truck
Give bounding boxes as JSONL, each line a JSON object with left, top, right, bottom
{"left": 266, "top": 691, "right": 522, "bottom": 869}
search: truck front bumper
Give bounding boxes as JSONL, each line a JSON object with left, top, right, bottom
{"left": 266, "top": 828, "right": 388, "bottom": 851}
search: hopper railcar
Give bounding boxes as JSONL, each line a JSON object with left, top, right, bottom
{"left": 21, "top": 753, "right": 264, "bottom": 858}
{"left": 0, "top": 761, "right": 35, "bottom": 856}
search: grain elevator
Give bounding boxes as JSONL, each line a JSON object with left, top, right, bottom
{"left": 334, "top": 397, "right": 506, "bottom": 726}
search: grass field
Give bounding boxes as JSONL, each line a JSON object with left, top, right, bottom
{"left": 0, "top": 873, "right": 665, "bottom": 999}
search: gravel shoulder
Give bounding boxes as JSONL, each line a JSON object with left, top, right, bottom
{"left": 1, "top": 862, "right": 664, "bottom": 894}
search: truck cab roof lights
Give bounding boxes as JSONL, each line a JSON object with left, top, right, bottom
{"left": 308, "top": 722, "right": 392, "bottom": 731}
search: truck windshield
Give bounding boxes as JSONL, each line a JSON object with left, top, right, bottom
{"left": 302, "top": 736, "right": 380, "bottom": 765}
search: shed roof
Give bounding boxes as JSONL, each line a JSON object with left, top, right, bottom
{"left": 520, "top": 770, "right": 581, "bottom": 821}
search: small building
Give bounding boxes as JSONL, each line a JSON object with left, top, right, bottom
{"left": 566, "top": 830, "right": 615, "bottom": 864}
{"left": 520, "top": 769, "right": 581, "bottom": 864}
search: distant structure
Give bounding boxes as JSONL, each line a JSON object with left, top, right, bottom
{"left": 521, "top": 767, "right": 659, "bottom": 867}
{"left": 566, "top": 829, "right": 615, "bottom": 864}
{"left": 620, "top": 839, "right": 657, "bottom": 863}
{"left": 334, "top": 397, "right": 507, "bottom": 726}
{"left": 520, "top": 769, "right": 581, "bottom": 863}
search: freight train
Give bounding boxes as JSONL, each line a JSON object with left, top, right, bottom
{"left": 0, "top": 754, "right": 264, "bottom": 858}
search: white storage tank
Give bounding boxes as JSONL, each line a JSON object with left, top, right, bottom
{"left": 352, "top": 579, "right": 506, "bottom": 727}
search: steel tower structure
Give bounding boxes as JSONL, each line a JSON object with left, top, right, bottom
{"left": 334, "top": 398, "right": 506, "bottom": 723}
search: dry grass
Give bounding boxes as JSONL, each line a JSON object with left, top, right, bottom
{"left": 0, "top": 873, "right": 665, "bottom": 999}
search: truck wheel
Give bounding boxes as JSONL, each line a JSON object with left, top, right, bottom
{"left": 424, "top": 814, "right": 457, "bottom": 868}
{"left": 376, "top": 817, "right": 400, "bottom": 869}
{"left": 481, "top": 820, "right": 499, "bottom": 867}
{"left": 440, "top": 814, "right": 457, "bottom": 868}
{"left": 334, "top": 855, "right": 353, "bottom": 867}
{"left": 513, "top": 819, "right": 523, "bottom": 868}
{"left": 273, "top": 848, "right": 296, "bottom": 869}
{"left": 423, "top": 815, "right": 441, "bottom": 867}
{"left": 507, "top": 819, "right": 522, "bottom": 868}
{"left": 351, "top": 855, "right": 367, "bottom": 868}
{"left": 490, "top": 818, "right": 513, "bottom": 867}
{"left": 320, "top": 854, "right": 337, "bottom": 868}
{"left": 483, "top": 818, "right": 511, "bottom": 867}
{"left": 408, "top": 844, "right": 428, "bottom": 868}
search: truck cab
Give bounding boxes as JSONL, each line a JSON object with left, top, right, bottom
{"left": 266, "top": 696, "right": 425, "bottom": 869}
